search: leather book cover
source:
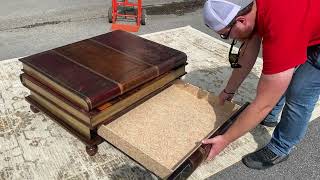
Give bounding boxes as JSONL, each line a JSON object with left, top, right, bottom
{"left": 28, "top": 91, "right": 92, "bottom": 139}
{"left": 91, "top": 30, "right": 187, "bottom": 74}
{"left": 20, "top": 66, "right": 186, "bottom": 128}
{"left": 19, "top": 30, "right": 187, "bottom": 111}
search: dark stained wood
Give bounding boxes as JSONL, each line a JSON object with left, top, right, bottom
{"left": 86, "top": 145, "right": 98, "bottom": 156}
{"left": 19, "top": 30, "right": 187, "bottom": 111}
{"left": 30, "top": 105, "right": 40, "bottom": 113}
{"left": 26, "top": 96, "right": 103, "bottom": 148}
{"left": 54, "top": 40, "right": 158, "bottom": 87}
{"left": 21, "top": 51, "right": 121, "bottom": 111}
{"left": 20, "top": 67, "right": 186, "bottom": 129}
{"left": 92, "top": 30, "right": 187, "bottom": 74}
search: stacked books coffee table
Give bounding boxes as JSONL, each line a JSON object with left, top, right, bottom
{"left": 19, "top": 30, "right": 248, "bottom": 179}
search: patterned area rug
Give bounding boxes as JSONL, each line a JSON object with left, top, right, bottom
{"left": 1, "top": 26, "right": 319, "bottom": 180}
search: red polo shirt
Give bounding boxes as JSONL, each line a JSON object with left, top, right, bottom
{"left": 256, "top": 0, "right": 320, "bottom": 74}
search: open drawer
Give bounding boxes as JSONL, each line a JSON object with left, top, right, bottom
{"left": 98, "top": 80, "right": 248, "bottom": 179}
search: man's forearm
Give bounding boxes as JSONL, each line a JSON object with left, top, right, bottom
{"left": 225, "top": 34, "right": 261, "bottom": 93}
{"left": 225, "top": 63, "right": 254, "bottom": 93}
{"left": 223, "top": 69, "right": 294, "bottom": 144}
{"left": 223, "top": 102, "right": 271, "bottom": 143}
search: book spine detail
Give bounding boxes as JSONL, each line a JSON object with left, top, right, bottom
{"left": 89, "top": 38, "right": 160, "bottom": 76}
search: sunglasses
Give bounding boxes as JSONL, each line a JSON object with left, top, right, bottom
{"left": 205, "top": 22, "right": 243, "bottom": 69}
{"left": 218, "top": 24, "right": 242, "bottom": 68}
{"left": 228, "top": 40, "right": 244, "bottom": 68}
{"left": 220, "top": 25, "right": 233, "bottom": 39}
{"left": 219, "top": 20, "right": 236, "bottom": 39}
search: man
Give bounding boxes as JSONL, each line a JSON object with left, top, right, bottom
{"left": 202, "top": 0, "right": 320, "bottom": 169}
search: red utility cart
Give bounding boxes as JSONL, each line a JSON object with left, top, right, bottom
{"left": 108, "top": 0, "right": 147, "bottom": 32}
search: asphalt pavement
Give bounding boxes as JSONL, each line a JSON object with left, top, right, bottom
{"left": 209, "top": 118, "right": 320, "bottom": 180}
{"left": 0, "top": 0, "right": 211, "bottom": 60}
{"left": 0, "top": 0, "right": 319, "bottom": 179}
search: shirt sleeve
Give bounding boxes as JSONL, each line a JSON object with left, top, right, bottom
{"left": 260, "top": 1, "right": 310, "bottom": 75}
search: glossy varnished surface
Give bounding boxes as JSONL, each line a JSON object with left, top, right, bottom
{"left": 19, "top": 30, "right": 187, "bottom": 110}
{"left": 20, "top": 50, "right": 121, "bottom": 110}
{"left": 92, "top": 30, "right": 187, "bottom": 74}
{"left": 54, "top": 40, "right": 156, "bottom": 87}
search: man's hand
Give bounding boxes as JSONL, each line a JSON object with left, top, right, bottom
{"left": 218, "top": 90, "right": 234, "bottom": 105}
{"left": 204, "top": 68, "right": 294, "bottom": 161}
{"left": 202, "top": 135, "right": 230, "bottom": 160}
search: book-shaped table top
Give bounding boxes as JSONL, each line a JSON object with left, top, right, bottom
{"left": 98, "top": 80, "right": 239, "bottom": 179}
{"left": 19, "top": 30, "right": 187, "bottom": 111}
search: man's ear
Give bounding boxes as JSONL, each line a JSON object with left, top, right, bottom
{"left": 235, "top": 16, "right": 246, "bottom": 25}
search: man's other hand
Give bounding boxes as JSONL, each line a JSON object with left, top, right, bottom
{"left": 202, "top": 135, "right": 230, "bottom": 160}
{"left": 218, "top": 90, "right": 234, "bottom": 105}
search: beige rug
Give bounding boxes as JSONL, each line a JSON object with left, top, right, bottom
{"left": 1, "top": 26, "right": 319, "bottom": 180}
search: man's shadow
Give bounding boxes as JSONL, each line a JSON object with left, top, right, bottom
{"left": 108, "top": 163, "right": 157, "bottom": 180}
{"left": 184, "top": 66, "right": 272, "bottom": 150}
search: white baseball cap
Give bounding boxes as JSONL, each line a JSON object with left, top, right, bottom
{"left": 203, "top": 0, "right": 253, "bottom": 31}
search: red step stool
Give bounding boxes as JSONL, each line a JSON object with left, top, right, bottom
{"left": 108, "top": 0, "right": 147, "bottom": 32}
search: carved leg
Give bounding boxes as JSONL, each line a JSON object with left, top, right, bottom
{"left": 30, "top": 105, "right": 40, "bottom": 113}
{"left": 86, "top": 145, "right": 98, "bottom": 156}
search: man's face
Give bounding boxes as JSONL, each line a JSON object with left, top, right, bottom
{"left": 218, "top": 15, "right": 256, "bottom": 41}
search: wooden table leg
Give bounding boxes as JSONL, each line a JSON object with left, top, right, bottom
{"left": 86, "top": 145, "right": 98, "bottom": 156}
{"left": 30, "top": 105, "right": 40, "bottom": 113}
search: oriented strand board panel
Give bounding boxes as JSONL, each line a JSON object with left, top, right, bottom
{"left": 98, "top": 80, "right": 238, "bottom": 178}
